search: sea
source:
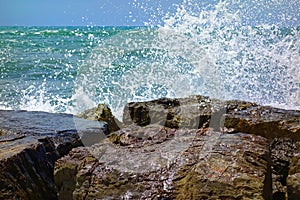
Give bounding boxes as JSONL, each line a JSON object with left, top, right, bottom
{"left": 1, "top": 1, "right": 299, "bottom": 119}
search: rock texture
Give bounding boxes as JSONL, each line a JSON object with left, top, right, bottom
{"left": 123, "top": 96, "right": 300, "bottom": 139}
{"left": 287, "top": 142, "right": 300, "bottom": 199}
{"left": 224, "top": 106, "right": 300, "bottom": 140}
{"left": 270, "top": 138, "right": 298, "bottom": 199}
{"left": 122, "top": 96, "right": 229, "bottom": 129}
{"left": 0, "top": 110, "right": 107, "bottom": 200}
{"left": 55, "top": 127, "right": 269, "bottom": 200}
{"left": 173, "top": 130, "right": 269, "bottom": 200}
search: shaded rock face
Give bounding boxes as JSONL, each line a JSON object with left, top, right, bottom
{"left": 0, "top": 110, "right": 107, "bottom": 200}
{"left": 287, "top": 142, "right": 300, "bottom": 199}
{"left": 122, "top": 96, "right": 244, "bottom": 130}
{"left": 271, "top": 138, "right": 298, "bottom": 199}
{"left": 55, "top": 127, "right": 270, "bottom": 200}
{"left": 0, "top": 137, "right": 60, "bottom": 200}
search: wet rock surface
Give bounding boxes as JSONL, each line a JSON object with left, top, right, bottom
{"left": 55, "top": 96, "right": 299, "bottom": 199}
{"left": 55, "top": 127, "right": 269, "bottom": 200}
{"left": 173, "top": 130, "right": 269, "bottom": 200}
{"left": 123, "top": 96, "right": 300, "bottom": 140}
{"left": 1, "top": 96, "right": 300, "bottom": 199}
{"left": 0, "top": 110, "right": 107, "bottom": 200}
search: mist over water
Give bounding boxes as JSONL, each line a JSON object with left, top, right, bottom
{"left": 0, "top": 0, "right": 299, "bottom": 117}
{"left": 73, "top": 0, "right": 300, "bottom": 118}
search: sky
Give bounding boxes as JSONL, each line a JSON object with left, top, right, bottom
{"left": 0, "top": 0, "right": 299, "bottom": 27}
{"left": 0, "top": 0, "right": 182, "bottom": 26}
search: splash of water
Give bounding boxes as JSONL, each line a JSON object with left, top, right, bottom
{"left": 157, "top": 0, "right": 300, "bottom": 106}
{"left": 73, "top": 0, "right": 299, "bottom": 118}
{"left": 18, "top": 79, "right": 75, "bottom": 113}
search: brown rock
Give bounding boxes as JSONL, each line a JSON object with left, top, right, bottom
{"left": 1, "top": 96, "right": 300, "bottom": 199}
{"left": 0, "top": 110, "right": 107, "bottom": 200}
{"left": 54, "top": 126, "right": 270, "bottom": 199}
{"left": 55, "top": 125, "right": 197, "bottom": 199}
{"left": 173, "top": 129, "right": 270, "bottom": 200}
{"left": 224, "top": 106, "right": 300, "bottom": 140}
{"left": 122, "top": 95, "right": 260, "bottom": 131}
{"left": 271, "top": 138, "right": 298, "bottom": 199}
{"left": 287, "top": 142, "right": 300, "bottom": 199}
{"left": 122, "top": 95, "right": 220, "bottom": 129}
{"left": 0, "top": 136, "right": 59, "bottom": 200}
{"left": 77, "top": 103, "right": 122, "bottom": 133}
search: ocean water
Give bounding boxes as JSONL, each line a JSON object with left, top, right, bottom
{"left": 1, "top": 0, "right": 299, "bottom": 119}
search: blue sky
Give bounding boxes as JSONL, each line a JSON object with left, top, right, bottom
{"left": 0, "top": 0, "right": 299, "bottom": 26}
{"left": 0, "top": 0, "right": 182, "bottom": 26}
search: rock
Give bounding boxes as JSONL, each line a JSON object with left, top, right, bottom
{"left": 0, "top": 136, "right": 59, "bottom": 200}
{"left": 77, "top": 103, "right": 122, "bottom": 133}
{"left": 287, "top": 173, "right": 300, "bottom": 200}
{"left": 54, "top": 126, "right": 270, "bottom": 199}
{"left": 271, "top": 138, "right": 298, "bottom": 199}
{"left": 224, "top": 106, "right": 300, "bottom": 140}
{"left": 55, "top": 124, "right": 197, "bottom": 199}
{"left": 53, "top": 96, "right": 300, "bottom": 199}
{"left": 1, "top": 96, "right": 300, "bottom": 199}
{"left": 0, "top": 110, "right": 107, "bottom": 200}
{"left": 173, "top": 129, "right": 270, "bottom": 200}
{"left": 123, "top": 97, "right": 182, "bottom": 127}
{"left": 287, "top": 142, "right": 300, "bottom": 199}
{"left": 123, "top": 95, "right": 300, "bottom": 140}
{"left": 122, "top": 95, "right": 259, "bottom": 131}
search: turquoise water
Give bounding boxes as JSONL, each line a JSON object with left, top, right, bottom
{"left": 1, "top": 1, "right": 300, "bottom": 118}
{"left": 0, "top": 26, "right": 137, "bottom": 113}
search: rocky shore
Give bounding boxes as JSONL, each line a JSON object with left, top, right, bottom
{"left": 0, "top": 95, "right": 299, "bottom": 199}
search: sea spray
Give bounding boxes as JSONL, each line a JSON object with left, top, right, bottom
{"left": 73, "top": 0, "right": 300, "bottom": 119}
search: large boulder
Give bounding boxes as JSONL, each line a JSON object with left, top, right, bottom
{"left": 122, "top": 96, "right": 300, "bottom": 140}
{"left": 54, "top": 124, "right": 197, "bottom": 199}
{"left": 54, "top": 126, "right": 270, "bottom": 199}
{"left": 55, "top": 96, "right": 300, "bottom": 199}
{"left": 0, "top": 110, "right": 107, "bottom": 200}
{"left": 0, "top": 136, "right": 61, "bottom": 200}
{"left": 122, "top": 95, "right": 257, "bottom": 130}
